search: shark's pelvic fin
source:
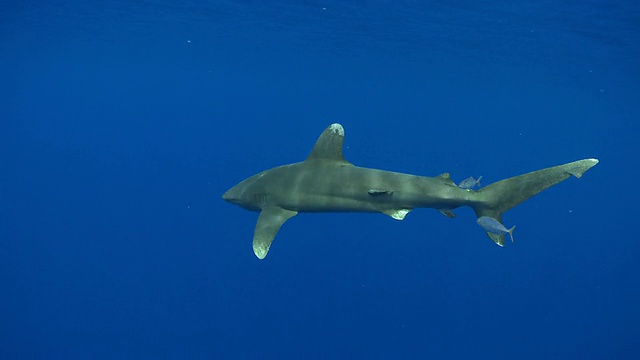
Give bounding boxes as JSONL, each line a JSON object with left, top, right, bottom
{"left": 306, "top": 123, "right": 351, "bottom": 165}
{"left": 253, "top": 206, "right": 298, "bottom": 259}
{"left": 382, "top": 208, "right": 412, "bottom": 220}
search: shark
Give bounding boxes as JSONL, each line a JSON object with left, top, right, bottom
{"left": 222, "top": 123, "right": 599, "bottom": 259}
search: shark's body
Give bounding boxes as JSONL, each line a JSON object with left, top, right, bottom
{"left": 223, "top": 123, "right": 598, "bottom": 259}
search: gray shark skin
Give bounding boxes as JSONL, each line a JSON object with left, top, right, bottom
{"left": 222, "top": 123, "right": 599, "bottom": 259}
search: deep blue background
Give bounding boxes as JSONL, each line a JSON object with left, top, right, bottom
{"left": 2, "top": 1, "right": 639, "bottom": 358}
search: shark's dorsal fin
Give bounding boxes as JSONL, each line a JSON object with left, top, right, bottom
{"left": 436, "top": 172, "right": 456, "bottom": 186}
{"left": 306, "top": 123, "right": 350, "bottom": 164}
{"left": 253, "top": 206, "right": 298, "bottom": 259}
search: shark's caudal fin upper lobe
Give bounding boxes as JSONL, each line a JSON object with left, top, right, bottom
{"left": 472, "top": 158, "right": 599, "bottom": 246}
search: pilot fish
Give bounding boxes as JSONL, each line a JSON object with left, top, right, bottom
{"left": 458, "top": 176, "right": 482, "bottom": 189}
{"left": 477, "top": 216, "right": 516, "bottom": 243}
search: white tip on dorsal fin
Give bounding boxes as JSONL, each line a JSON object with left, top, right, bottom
{"left": 306, "top": 123, "right": 350, "bottom": 164}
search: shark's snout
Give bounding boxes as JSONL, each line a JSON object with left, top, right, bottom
{"left": 222, "top": 183, "right": 249, "bottom": 207}
{"left": 222, "top": 187, "right": 237, "bottom": 203}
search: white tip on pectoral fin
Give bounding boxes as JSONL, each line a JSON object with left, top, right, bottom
{"left": 253, "top": 206, "right": 298, "bottom": 259}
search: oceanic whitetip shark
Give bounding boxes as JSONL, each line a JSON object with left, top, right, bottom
{"left": 222, "top": 123, "right": 599, "bottom": 259}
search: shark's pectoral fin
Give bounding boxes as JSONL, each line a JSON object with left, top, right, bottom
{"left": 382, "top": 208, "right": 411, "bottom": 220}
{"left": 253, "top": 206, "right": 298, "bottom": 259}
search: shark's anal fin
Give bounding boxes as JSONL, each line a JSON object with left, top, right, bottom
{"left": 253, "top": 206, "right": 298, "bottom": 259}
{"left": 382, "top": 209, "right": 411, "bottom": 220}
{"left": 438, "top": 209, "right": 456, "bottom": 218}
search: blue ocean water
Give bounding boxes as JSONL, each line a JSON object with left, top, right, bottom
{"left": 1, "top": 1, "right": 639, "bottom": 358}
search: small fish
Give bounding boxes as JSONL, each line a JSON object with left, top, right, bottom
{"left": 458, "top": 176, "right": 482, "bottom": 189}
{"left": 477, "top": 216, "right": 516, "bottom": 243}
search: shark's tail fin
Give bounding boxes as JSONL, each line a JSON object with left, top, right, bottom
{"left": 472, "top": 158, "right": 599, "bottom": 246}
